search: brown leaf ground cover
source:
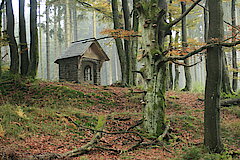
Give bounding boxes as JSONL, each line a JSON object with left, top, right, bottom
{"left": 0, "top": 78, "right": 239, "bottom": 159}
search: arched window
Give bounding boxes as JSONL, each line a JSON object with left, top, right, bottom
{"left": 84, "top": 65, "right": 92, "bottom": 81}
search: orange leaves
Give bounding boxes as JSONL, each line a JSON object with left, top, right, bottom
{"left": 169, "top": 38, "right": 206, "bottom": 56}
{"left": 100, "top": 29, "right": 139, "bottom": 40}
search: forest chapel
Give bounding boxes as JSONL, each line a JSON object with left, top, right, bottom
{"left": 54, "top": 39, "right": 110, "bottom": 85}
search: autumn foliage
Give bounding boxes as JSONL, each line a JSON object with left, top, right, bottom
{"left": 100, "top": 29, "right": 139, "bottom": 40}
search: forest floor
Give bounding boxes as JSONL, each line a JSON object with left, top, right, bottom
{"left": 0, "top": 76, "right": 239, "bottom": 160}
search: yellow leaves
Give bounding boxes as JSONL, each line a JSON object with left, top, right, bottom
{"left": 0, "top": 123, "right": 4, "bottom": 137}
{"left": 16, "top": 106, "right": 28, "bottom": 119}
{"left": 100, "top": 29, "right": 139, "bottom": 40}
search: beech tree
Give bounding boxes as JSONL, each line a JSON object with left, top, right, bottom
{"left": 231, "top": 0, "right": 237, "bottom": 91}
{"left": 181, "top": 1, "right": 192, "bottom": 91}
{"left": 19, "top": 0, "right": 29, "bottom": 76}
{"left": 136, "top": 0, "right": 202, "bottom": 136}
{"left": 6, "top": 0, "right": 19, "bottom": 74}
{"left": 136, "top": 0, "right": 240, "bottom": 138}
{"left": 28, "top": 0, "right": 39, "bottom": 77}
{"left": 0, "top": 0, "right": 4, "bottom": 77}
{"left": 204, "top": 0, "right": 224, "bottom": 152}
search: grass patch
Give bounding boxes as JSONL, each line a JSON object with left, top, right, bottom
{"left": 191, "top": 82, "right": 205, "bottom": 93}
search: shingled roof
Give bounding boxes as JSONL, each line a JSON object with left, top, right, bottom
{"left": 55, "top": 39, "right": 109, "bottom": 63}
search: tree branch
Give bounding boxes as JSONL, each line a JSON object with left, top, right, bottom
{"left": 191, "top": 0, "right": 240, "bottom": 31}
{"left": 168, "top": 0, "right": 202, "bottom": 29}
{"left": 164, "top": 40, "right": 240, "bottom": 62}
{"left": 171, "top": 58, "right": 202, "bottom": 67}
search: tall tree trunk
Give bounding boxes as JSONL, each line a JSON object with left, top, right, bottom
{"left": 222, "top": 53, "right": 233, "bottom": 94}
{"left": 168, "top": 0, "right": 173, "bottom": 90}
{"left": 174, "top": 31, "right": 180, "bottom": 90}
{"left": 181, "top": 1, "right": 192, "bottom": 91}
{"left": 231, "top": 0, "right": 237, "bottom": 91}
{"left": 64, "top": 0, "right": 72, "bottom": 47}
{"left": 19, "top": 0, "right": 29, "bottom": 76}
{"left": 0, "top": 0, "right": 4, "bottom": 77}
{"left": 138, "top": 0, "right": 168, "bottom": 136}
{"left": 72, "top": 2, "right": 78, "bottom": 41}
{"left": 54, "top": 5, "right": 59, "bottom": 79}
{"left": 46, "top": 1, "right": 50, "bottom": 79}
{"left": 28, "top": 0, "right": 38, "bottom": 78}
{"left": 204, "top": 0, "right": 223, "bottom": 153}
{"left": 131, "top": 0, "right": 139, "bottom": 86}
{"left": 38, "top": 0, "right": 43, "bottom": 77}
{"left": 122, "top": 0, "right": 131, "bottom": 85}
{"left": 111, "top": 0, "right": 127, "bottom": 85}
{"left": 204, "top": 0, "right": 208, "bottom": 43}
{"left": 6, "top": 0, "right": 19, "bottom": 74}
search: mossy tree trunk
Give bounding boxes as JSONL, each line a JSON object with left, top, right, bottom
{"left": 137, "top": 0, "right": 168, "bottom": 136}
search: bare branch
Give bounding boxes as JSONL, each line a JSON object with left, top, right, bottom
{"left": 168, "top": 0, "right": 202, "bottom": 29}
{"left": 72, "top": 34, "right": 141, "bottom": 44}
{"left": 171, "top": 58, "right": 203, "bottom": 67}
{"left": 75, "top": 0, "right": 112, "bottom": 19}
{"left": 164, "top": 40, "right": 240, "bottom": 62}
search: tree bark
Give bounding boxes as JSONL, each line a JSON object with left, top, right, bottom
{"left": 111, "top": 0, "right": 127, "bottom": 85}
{"left": 19, "top": 0, "right": 29, "bottom": 76}
{"left": 181, "top": 2, "right": 192, "bottom": 91}
{"left": 46, "top": 1, "right": 50, "bottom": 79}
{"left": 204, "top": 0, "right": 224, "bottom": 153}
{"left": 6, "top": 0, "right": 19, "bottom": 74}
{"left": 130, "top": 0, "right": 139, "bottom": 86}
{"left": 222, "top": 53, "right": 233, "bottom": 94}
{"left": 174, "top": 31, "right": 180, "bottom": 90}
{"left": 28, "top": 0, "right": 38, "bottom": 78}
{"left": 122, "top": 0, "right": 131, "bottom": 85}
{"left": 0, "top": 0, "right": 4, "bottom": 77}
{"left": 138, "top": 0, "right": 168, "bottom": 136}
{"left": 231, "top": 0, "right": 237, "bottom": 92}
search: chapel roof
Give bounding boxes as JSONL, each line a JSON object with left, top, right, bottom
{"left": 55, "top": 38, "right": 109, "bottom": 63}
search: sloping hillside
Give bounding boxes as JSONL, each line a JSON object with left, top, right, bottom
{"left": 0, "top": 76, "right": 239, "bottom": 159}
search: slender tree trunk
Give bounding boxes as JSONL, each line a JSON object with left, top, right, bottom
{"left": 122, "top": 0, "right": 131, "bottom": 85}
{"left": 46, "top": 1, "right": 50, "bottom": 79}
{"left": 181, "top": 2, "right": 192, "bottom": 91}
{"left": 72, "top": 2, "right": 78, "bottom": 41}
{"left": 131, "top": 0, "right": 139, "bottom": 86}
{"left": 231, "top": 0, "right": 237, "bottom": 91}
{"left": 204, "top": 0, "right": 223, "bottom": 153}
{"left": 64, "top": 0, "right": 72, "bottom": 47}
{"left": 28, "top": 0, "right": 38, "bottom": 78}
{"left": 111, "top": 0, "right": 127, "bottom": 85}
{"left": 222, "top": 53, "right": 233, "bottom": 94}
{"left": 54, "top": 5, "right": 59, "bottom": 79}
{"left": 6, "top": 0, "right": 19, "bottom": 74}
{"left": 204, "top": 0, "right": 208, "bottom": 43}
{"left": 174, "top": 31, "right": 180, "bottom": 90}
{"left": 0, "top": 0, "right": 4, "bottom": 77}
{"left": 38, "top": 0, "right": 43, "bottom": 77}
{"left": 19, "top": 0, "right": 29, "bottom": 76}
